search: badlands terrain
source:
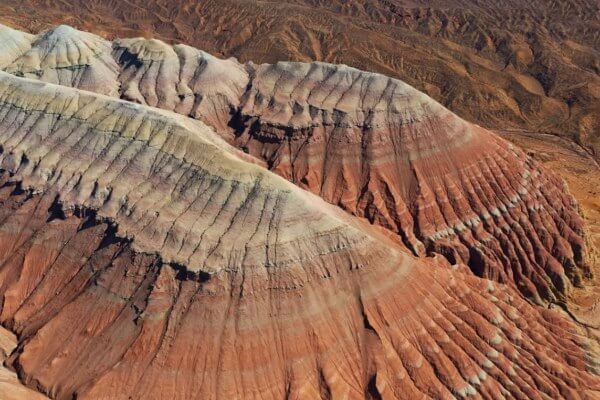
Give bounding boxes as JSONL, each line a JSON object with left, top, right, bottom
{"left": 0, "top": 8, "right": 597, "bottom": 400}
{"left": 0, "top": 0, "right": 598, "bottom": 158}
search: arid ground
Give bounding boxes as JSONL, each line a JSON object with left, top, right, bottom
{"left": 0, "top": 0, "right": 598, "bottom": 154}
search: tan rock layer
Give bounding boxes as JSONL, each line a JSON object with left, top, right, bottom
{"left": 0, "top": 24, "right": 588, "bottom": 303}
{"left": 0, "top": 0, "right": 597, "bottom": 157}
{"left": 0, "top": 326, "right": 48, "bottom": 400}
{"left": 0, "top": 71, "right": 385, "bottom": 277}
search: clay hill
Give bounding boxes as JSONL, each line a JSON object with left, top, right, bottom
{"left": 0, "top": 0, "right": 597, "bottom": 161}
{"left": 0, "top": 24, "right": 597, "bottom": 399}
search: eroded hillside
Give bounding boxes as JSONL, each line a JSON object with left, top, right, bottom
{"left": 0, "top": 0, "right": 598, "bottom": 158}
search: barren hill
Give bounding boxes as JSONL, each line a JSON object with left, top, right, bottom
{"left": 0, "top": 24, "right": 589, "bottom": 304}
{"left": 0, "top": 23, "right": 598, "bottom": 400}
{"left": 0, "top": 68, "right": 597, "bottom": 400}
{"left": 0, "top": 0, "right": 598, "bottom": 159}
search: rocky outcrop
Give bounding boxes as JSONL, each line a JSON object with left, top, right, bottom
{"left": 113, "top": 37, "right": 249, "bottom": 133}
{"left": 0, "top": 24, "right": 588, "bottom": 303}
{"left": 233, "top": 61, "right": 587, "bottom": 305}
{"left": 0, "top": 25, "right": 32, "bottom": 69}
{"left": 4, "top": 25, "right": 119, "bottom": 96}
{"left": 0, "top": 189, "right": 598, "bottom": 399}
{"left": 0, "top": 72, "right": 597, "bottom": 398}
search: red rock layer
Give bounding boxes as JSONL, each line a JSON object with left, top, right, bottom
{"left": 234, "top": 62, "right": 587, "bottom": 305}
{"left": 0, "top": 24, "right": 588, "bottom": 304}
{"left": 0, "top": 186, "right": 598, "bottom": 400}
{"left": 0, "top": 70, "right": 596, "bottom": 398}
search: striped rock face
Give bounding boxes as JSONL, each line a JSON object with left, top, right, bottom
{"left": 0, "top": 24, "right": 587, "bottom": 304}
{"left": 0, "top": 24, "right": 597, "bottom": 400}
{"left": 3, "top": 25, "right": 119, "bottom": 96}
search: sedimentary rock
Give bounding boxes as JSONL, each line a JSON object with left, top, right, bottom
{"left": 0, "top": 327, "right": 48, "bottom": 400}
{"left": 3, "top": 0, "right": 599, "bottom": 158}
{"left": 0, "top": 24, "right": 587, "bottom": 303}
{"left": 113, "top": 37, "right": 248, "bottom": 133}
{"left": 0, "top": 24, "right": 32, "bottom": 69}
{"left": 0, "top": 71, "right": 597, "bottom": 399}
{"left": 233, "top": 61, "right": 588, "bottom": 305}
{"left": 5, "top": 25, "right": 119, "bottom": 96}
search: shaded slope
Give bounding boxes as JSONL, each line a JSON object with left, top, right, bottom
{"left": 0, "top": 72, "right": 597, "bottom": 399}
{"left": 0, "top": 327, "right": 48, "bottom": 400}
{"left": 0, "top": 24, "right": 589, "bottom": 304}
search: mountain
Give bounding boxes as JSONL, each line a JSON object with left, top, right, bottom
{"left": 0, "top": 24, "right": 589, "bottom": 304}
{"left": 0, "top": 0, "right": 597, "bottom": 159}
{"left": 0, "top": 70, "right": 597, "bottom": 399}
{"left": 0, "top": 24, "right": 598, "bottom": 399}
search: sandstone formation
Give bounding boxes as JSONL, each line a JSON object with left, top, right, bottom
{"left": 4, "top": 24, "right": 119, "bottom": 96}
{"left": 0, "top": 25, "right": 32, "bottom": 69}
{"left": 0, "top": 24, "right": 589, "bottom": 304}
{"left": 0, "top": 71, "right": 597, "bottom": 399}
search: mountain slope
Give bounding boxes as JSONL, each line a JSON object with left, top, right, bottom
{"left": 0, "top": 24, "right": 589, "bottom": 304}
{"left": 0, "top": 72, "right": 597, "bottom": 399}
{"left": 0, "top": 0, "right": 597, "bottom": 158}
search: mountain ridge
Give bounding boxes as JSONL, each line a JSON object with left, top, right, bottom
{"left": 0, "top": 23, "right": 598, "bottom": 400}
{"left": 0, "top": 23, "right": 588, "bottom": 304}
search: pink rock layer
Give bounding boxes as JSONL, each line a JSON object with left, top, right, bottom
{"left": 0, "top": 25, "right": 596, "bottom": 400}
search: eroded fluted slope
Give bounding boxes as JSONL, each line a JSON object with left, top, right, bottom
{"left": 0, "top": 24, "right": 587, "bottom": 304}
{"left": 235, "top": 61, "right": 588, "bottom": 305}
{"left": 0, "top": 25, "right": 32, "bottom": 69}
{"left": 0, "top": 327, "right": 48, "bottom": 400}
{"left": 0, "top": 180, "right": 599, "bottom": 399}
{"left": 4, "top": 25, "right": 119, "bottom": 96}
{"left": 0, "top": 71, "right": 598, "bottom": 398}
{"left": 0, "top": 71, "right": 377, "bottom": 275}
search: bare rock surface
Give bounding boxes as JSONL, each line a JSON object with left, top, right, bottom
{"left": 0, "top": 24, "right": 589, "bottom": 303}
{"left": 0, "top": 326, "right": 48, "bottom": 400}
{"left": 0, "top": 26, "right": 597, "bottom": 400}
{"left": 0, "top": 163, "right": 597, "bottom": 399}
{"left": 0, "top": 25, "right": 32, "bottom": 69}
{"left": 4, "top": 25, "right": 119, "bottom": 96}
{"left": 0, "top": 0, "right": 597, "bottom": 159}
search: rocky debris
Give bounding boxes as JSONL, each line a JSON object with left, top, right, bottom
{"left": 0, "top": 24, "right": 589, "bottom": 303}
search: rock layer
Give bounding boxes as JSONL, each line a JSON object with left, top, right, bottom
{"left": 0, "top": 26, "right": 597, "bottom": 399}
{"left": 0, "top": 326, "right": 48, "bottom": 400}
{"left": 4, "top": 25, "right": 119, "bottom": 96}
{"left": 0, "top": 140, "right": 598, "bottom": 399}
{"left": 0, "top": 0, "right": 597, "bottom": 157}
{"left": 0, "top": 24, "right": 588, "bottom": 303}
